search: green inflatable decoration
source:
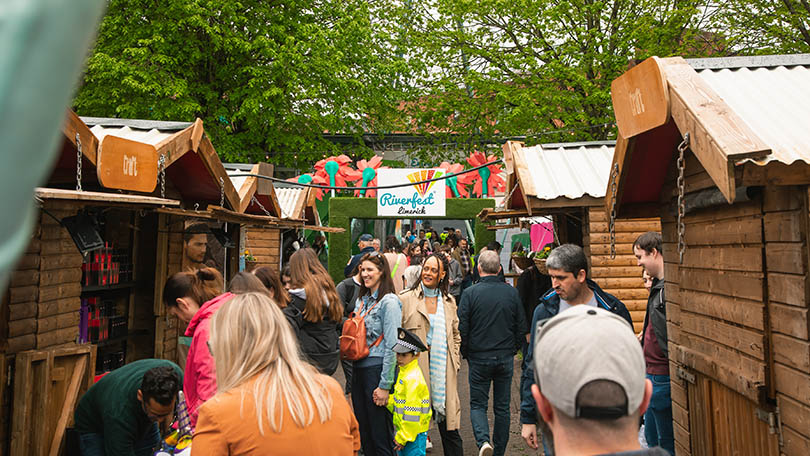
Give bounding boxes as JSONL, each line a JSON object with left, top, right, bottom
{"left": 446, "top": 174, "right": 461, "bottom": 198}
{"left": 360, "top": 167, "right": 376, "bottom": 196}
{"left": 478, "top": 166, "right": 491, "bottom": 197}
{"left": 298, "top": 174, "right": 313, "bottom": 184}
{"left": 324, "top": 160, "right": 339, "bottom": 197}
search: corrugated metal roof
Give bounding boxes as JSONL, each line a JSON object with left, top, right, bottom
{"left": 226, "top": 169, "right": 249, "bottom": 195}
{"left": 693, "top": 63, "right": 810, "bottom": 166}
{"left": 81, "top": 116, "right": 193, "bottom": 131}
{"left": 276, "top": 187, "right": 306, "bottom": 219}
{"left": 517, "top": 142, "right": 615, "bottom": 200}
{"left": 81, "top": 116, "right": 192, "bottom": 147}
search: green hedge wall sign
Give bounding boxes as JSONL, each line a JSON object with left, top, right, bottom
{"left": 328, "top": 197, "right": 496, "bottom": 283}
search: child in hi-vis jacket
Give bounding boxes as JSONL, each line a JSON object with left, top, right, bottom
{"left": 387, "top": 328, "right": 431, "bottom": 456}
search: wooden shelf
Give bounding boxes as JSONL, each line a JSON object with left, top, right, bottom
{"left": 93, "top": 329, "right": 149, "bottom": 348}
{"left": 81, "top": 281, "right": 136, "bottom": 294}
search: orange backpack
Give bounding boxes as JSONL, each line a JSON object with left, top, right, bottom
{"left": 340, "top": 299, "right": 384, "bottom": 361}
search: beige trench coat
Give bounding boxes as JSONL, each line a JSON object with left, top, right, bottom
{"left": 399, "top": 288, "right": 462, "bottom": 430}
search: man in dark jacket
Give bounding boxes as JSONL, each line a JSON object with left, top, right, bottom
{"left": 520, "top": 244, "right": 633, "bottom": 454}
{"left": 633, "top": 232, "right": 673, "bottom": 455}
{"left": 344, "top": 233, "right": 375, "bottom": 277}
{"left": 459, "top": 250, "right": 527, "bottom": 456}
{"left": 516, "top": 263, "right": 552, "bottom": 360}
{"left": 471, "top": 241, "right": 505, "bottom": 283}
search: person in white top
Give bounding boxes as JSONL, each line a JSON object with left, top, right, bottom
{"left": 383, "top": 236, "right": 409, "bottom": 293}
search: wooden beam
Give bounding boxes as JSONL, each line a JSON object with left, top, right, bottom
{"left": 189, "top": 118, "right": 204, "bottom": 152}
{"left": 528, "top": 195, "right": 604, "bottom": 212}
{"left": 197, "top": 136, "right": 241, "bottom": 210}
{"left": 511, "top": 144, "right": 536, "bottom": 216}
{"left": 35, "top": 188, "right": 180, "bottom": 206}
{"left": 740, "top": 161, "right": 810, "bottom": 187}
{"left": 252, "top": 163, "right": 283, "bottom": 218}
{"left": 611, "top": 56, "right": 671, "bottom": 139}
{"left": 486, "top": 223, "right": 520, "bottom": 231}
{"left": 155, "top": 123, "right": 195, "bottom": 168}
{"left": 604, "top": 133, "right": 629, "bottom": 215}
{"left": 62, "top": 110, "right": 98, "bottom": 166}
{"left": 237, "top": 169, "right": 258, "bottom": 213}
{"left": 477, "top": 207, "right": 530, "bottom": 221}
{"left": 48, "top": 355, "right": 87, "bottom": 456}
{"left": 663, "top": 57, "right": 771, "bottom": 204}
{"left": 501, "top": 140, "right": 523, "bottom": 176}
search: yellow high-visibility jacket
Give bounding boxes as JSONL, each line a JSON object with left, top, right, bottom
{"left": 387, "top": 358, "right": 431, "bottom": 446}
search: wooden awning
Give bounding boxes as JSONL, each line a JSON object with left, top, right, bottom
{"left": 502, "top": 140, "right": 615, "bottom": 216}
{"left": 606, "top": 56, "right": 776, "bottom": 218}
{"left": 58, "top": 111, "right": 241, "bottom": 210}
{"left": 35, "top": 188, "right": 180, "bottom": 208}
{"left": 231, "top": 163, "right": 283, "bottom": 217}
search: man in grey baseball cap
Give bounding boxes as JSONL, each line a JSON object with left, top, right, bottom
{"left": 530, "top": 305, "right": 669, "bottom": 455}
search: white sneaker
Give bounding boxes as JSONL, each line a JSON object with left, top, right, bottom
{"left": 426, "top": 435, "right": 433, "bottom": 451}
{"left": 479, "top": 442, "right": 493, "bottom": 456}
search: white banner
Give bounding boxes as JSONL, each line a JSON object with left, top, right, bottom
{"left": 377, "top": 168, "right": 446, "bottom": 217}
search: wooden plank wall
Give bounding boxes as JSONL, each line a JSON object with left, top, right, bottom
{"left": 587, "top": 208, "right": 661, "bottom": 332}
{"left": 659, "top": 150, "right": 810, "bottom": 455}
{"left": 245, "top": 227, "right": 281, "bottom": 269}
{"left": 5, "top": 206, "right": 82, "bottom": 355}
{"left": 766, "top": 187, "right": 810, "bottom": 455}
{"left": 154, "top": 215, "right": 184, "bottom": 364}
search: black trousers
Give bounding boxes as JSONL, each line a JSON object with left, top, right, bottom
{"left": 352, "top": 363, "right": 395, "bottom": 456}
{"left": 437, "top": 416, "right": 464, "bottom": 456}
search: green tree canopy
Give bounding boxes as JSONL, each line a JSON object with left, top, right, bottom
{"left": 399, "top": 0, "right": 718, "bottom": 162}
{"left": 712, "top": 0, "right": 810, "bottom": 53}
{"left": 75, "top": 0, "right": 418, "bottom": 166}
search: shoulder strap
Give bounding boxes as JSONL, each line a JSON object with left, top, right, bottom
{"left": 360, "top": 296, "right": 381, "bottom": 318}
{"left": 391, "top": 255, "right": 402, "bottom": 278}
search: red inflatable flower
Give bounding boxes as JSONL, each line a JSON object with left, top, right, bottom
{"left": 313, "top": 154, "right": 362, "bottom": 191}
{"left": 466, "top": 152, "right": 506, "bottom": 198}
{"left": 354, "top": 155, "right": 387, "bottom": 197}
{"left": 287, "top": 172, "right": 329, "bottom": 200}
{"left": 438, "top": 162, "right": 475, "bottom": 198}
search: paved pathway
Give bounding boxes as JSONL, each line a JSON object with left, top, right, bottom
{"left": 334, "top": 356, "right": 541, "bottom": 456}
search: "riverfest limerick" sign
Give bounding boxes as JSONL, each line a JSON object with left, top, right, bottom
{"left": 376, "top": 168, "right": 446, "bottom": 217}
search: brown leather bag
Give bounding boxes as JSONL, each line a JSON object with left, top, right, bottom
{"left": 340, "top": 299, "right": 384, "bottom": 361}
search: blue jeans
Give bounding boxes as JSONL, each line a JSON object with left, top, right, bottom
{"left": 644, "top": 374, "right": 674, "bottom": 455}
{"left": 352, "top": 363, "right": 395, "bottom": 456}
{"left": 468, "top": 355, "right": 513, "bottom": 456}
{"left": 78, "top": 423, "right": 160, "bottom": 456}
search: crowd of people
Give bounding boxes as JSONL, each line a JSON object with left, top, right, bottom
{"left": 72, "top": 228, "right": 672, "bottom": 456}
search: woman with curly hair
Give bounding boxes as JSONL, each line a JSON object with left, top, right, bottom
{"left": 399, "top": 253, "right": 463, "bottom": 455}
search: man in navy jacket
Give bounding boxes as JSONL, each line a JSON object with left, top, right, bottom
{"left": 519, "top": 244, "right": 632, "bottom": 453}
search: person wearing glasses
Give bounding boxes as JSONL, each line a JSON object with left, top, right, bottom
{"left": 74, "top": 360, "right": 182, "bottom": 456}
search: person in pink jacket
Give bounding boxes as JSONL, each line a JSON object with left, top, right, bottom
{"left": 163, "top": 267, "right": 233, "bottom": 428}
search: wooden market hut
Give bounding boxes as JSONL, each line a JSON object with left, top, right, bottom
{"left": 225, "top": 163, "right": 333, "bottom": 269}
{"left": 0, "top": 110, "right": 252, "bottom": 454}
{"left": 480, "top": 140, "right": 661, "bottom": 332}
{"left": 607, "top": 54, "right": 810, "bottom": 455}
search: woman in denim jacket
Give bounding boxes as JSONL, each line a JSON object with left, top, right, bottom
{"left": 352, "top": 252, "right": 403, "bottom": 456}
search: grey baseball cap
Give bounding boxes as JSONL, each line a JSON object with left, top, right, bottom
{"left": 358, "top": 234, "right": 373, "bottom": 242}
{"left": 533, "top": 305, "right": 645, "bottom": 419}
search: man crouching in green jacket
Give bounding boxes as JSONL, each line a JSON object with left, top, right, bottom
{"left": 74, "top": 359, "right": 183, "bottom": 456}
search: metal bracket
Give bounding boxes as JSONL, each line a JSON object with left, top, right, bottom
{"left": 754, "top": 407, "right": 780, "bottom": 437}
{"left": 676, "top": 366, "right": 695, "bottom": 384}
